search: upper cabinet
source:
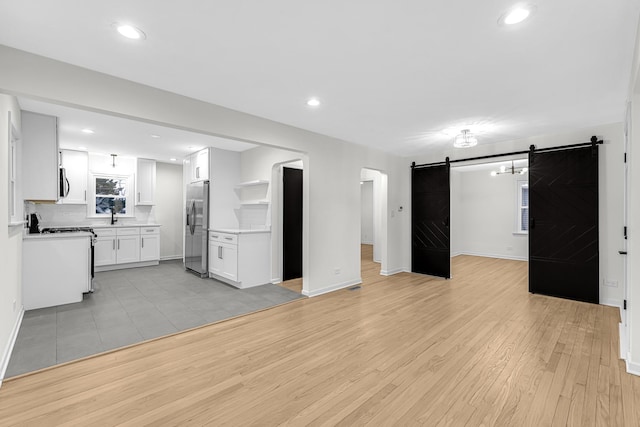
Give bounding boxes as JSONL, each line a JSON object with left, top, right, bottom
{"left": 184, "top": 148, "right": 210, "bottom": 183}
{"left": 58, "top": 149, "right": 88, "bottom": 205}
{"left": 22, "top": 111, "right": 59, "bottom": 202}
{"left": 136, "top": 158, "right": 156, "bottom": 205}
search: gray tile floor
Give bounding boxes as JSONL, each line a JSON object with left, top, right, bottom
{"left": 6, "top": 260, "right": 303, "bottom": 378}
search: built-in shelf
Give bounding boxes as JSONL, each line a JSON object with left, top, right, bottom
{"left": 235, "top": 180, "right": 269, "bottom": 188}
{"left": 240, "top": 200, "right": 270, "bottom": 206}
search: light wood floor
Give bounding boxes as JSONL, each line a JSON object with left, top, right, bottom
{"left": 2, "top": 253, "right": 639, "bottom": 426}
{"left": 279, "top": 244, "right": 376, "bottom": 294}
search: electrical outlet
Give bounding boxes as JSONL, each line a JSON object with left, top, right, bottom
{"left": 334, "top": 268, "right": 341, "bottom": 275}
{"left": 604, "top": 280, "right": 618, "bottom": 288}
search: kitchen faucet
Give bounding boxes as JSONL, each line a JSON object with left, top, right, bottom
{"left": 111, "top": 208, "right": 117, "bottom": 225}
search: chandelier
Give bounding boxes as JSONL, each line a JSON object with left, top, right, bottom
{"left": 453, "top": 129, "right": 478, "bottom": 148}
{"left": 490, "top": 160, "right": 528, "bottom": 176}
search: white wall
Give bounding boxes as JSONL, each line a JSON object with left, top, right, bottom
{"left": 0, "top": 94, "right": 23, "bottom": 384}
{"left": 240, "top": 146, "right": 304, "bottom": 284}
{"left": 450, "top": 169, "right": 462, "bottom": 257}
{"left": 454, "top": 169, "right": 528, "bottom": 261}
{"left": 360, "top": 181, "right": 374, "bottom": 244}
{"left": 406, "top": 123, "right": 625, "bottom": 310}
{"left": 155, "top": 162, "right": 183, "bottom": 260}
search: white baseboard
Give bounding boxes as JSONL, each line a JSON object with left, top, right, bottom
{"left": 626, "top": 359, "right": 640, "bottom": 376}
{"left": 380, "top": 268, "right": 404, "bottom": 276}
{"left": 160, "top": 255, "right": 182, "bottom": 261}
{"left": 1, "top": 306, "right": 24, "bottom": 388}
{"left": 600, "top": 298, "right": 623, "bottom": 312}
{"left": 454, "top": 251, "right": 527, "bottom": 262}
{"left": 95, "top": 260, "right": 159, "bottom": 272}
{"left": 302, "top": 278, "right": 362, "bottom": 297}
{"left": 619, "top": 323, "right": 628, "bottom": 361}
{"left": 271, "top": 277, "right": 282, "bottom": 285}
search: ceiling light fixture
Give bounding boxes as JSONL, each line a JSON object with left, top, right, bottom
{"left": 150, "top": 134, "right": 160, "bottom": 138}
{"left": 306, "top": 98, "right": 321, "bottom": 107}
{"left": 170, "top": 158, "right": 177, "bottom": 162}
{"left": 498, "top": 4, "right": 536, "bottom": 26}
{"left": 453, "top": 129, "right": 478, "bottom": 148}
{"left": 490, "top": 161, "right": 528, "bottom": 176}
{"left": 81, "top": 128, "right": 95, "bottom": 134}
{"left": 115, "top": 24, "right": 146, "bottom": 40}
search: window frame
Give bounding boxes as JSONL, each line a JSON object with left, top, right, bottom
{"left": 88, "top": 173, "right": 135, "bottom": 218}
{"left": 8, "top": 111, "right": 21, "bottom": 226}
{"left": 516, "top": 179, "right": 529, "bottom": 234}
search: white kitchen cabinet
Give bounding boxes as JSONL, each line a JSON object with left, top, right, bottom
{"left": 140, "top": 227, "right": 160, "bottom": 261}
{"left": 22, "top": 234, "right": 91, "bottom": 310}
{"left": 116, "top": 230, "right": 141, "bottom": 264}
{"left": 58, "top": 149, "right": 88, "bottom": 204}
{"left": 184, "top": 148, "right": 210, "bottom": 183}
{"left": 94, "top": 226, "right": 160, "bottom": 270}
{"left": 209, "top": 236, "right": 238, "bottom": 282}
{"left": 94, "top": 234, "right": 117, "bottom": 266}
{"left": 136, "top": 158, "right": 156, "bottom": 205}
{"left": 208, "top": 230, "right": 270, "bottom": 289}
{"left": 194, "top": 148, "right": 210, "bottom": 181}
{"left": 21, "top": 111, "right": 59, "bottom": 202}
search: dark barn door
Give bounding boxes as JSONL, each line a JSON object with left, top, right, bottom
{"left": 283, "top": 167, "right": 303, "bottom": 281}
{"left": 411, "top": 164, "right": 450, "bottom": 278}
{"left": 529, "top": 146, "right": 599, "bottom": 303}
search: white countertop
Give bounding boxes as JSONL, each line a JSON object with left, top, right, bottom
{"left": 40, "top": 223, "right": 161, "bottom": 229}
{"left": 24, "top": 231, "right": 94, "bottom": 240}
{"left": 92, "top": 224, "right": 161, "bottom": 229}
{"left": 209, "top": 228, "right": 271, "bottom": 234}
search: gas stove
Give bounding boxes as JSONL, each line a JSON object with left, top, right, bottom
{"left": 40, "top": 227, "right": 95, "bottom": 234}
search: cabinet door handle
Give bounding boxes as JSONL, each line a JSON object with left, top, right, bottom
{"left": 142, "top": 237, "right": 144, "bottom": 248}
{"left": 224, "top": 237, "right": 233, "bottom": 241}
{"left": 218, "top": 246, "right": 222, "bottom": 259}
{"left": 196, "top": 166, "right": 200, "bottom": 179}
{"left": 113, "top": 240, "right": 115, "bottom": 250}
{"left": 138, "top": 192, "right": 141, "bottom": 202}
{"left": 117, "top": 239, "right": 120, "bottom": 250}
{"left": 84, "top": 190, "right": 86, "bottom": 201}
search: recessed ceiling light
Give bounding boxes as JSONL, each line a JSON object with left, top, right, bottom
{"left": 306, "top": 98, "right": 321, "bottom": 107}
{"left": 498, "top": 4, "right": 536, "bottom": 26}
{"left": 150, "top": 134, "right": 160, "bottom": 138}
{"left": 81, "top": 128, "right": 94, "bottom": 134}
{"left": 78, "top": 146, "right": 87, "bottom": 150}
{"left": 170, "top": 158, "right": 177, "bottom": 162}
{"left": 115, "top": 24, "right": 146, "bottom": 40}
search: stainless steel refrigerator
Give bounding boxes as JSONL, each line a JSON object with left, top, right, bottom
{"left": 184, "top": 180, "right": 209, "bottom": 277}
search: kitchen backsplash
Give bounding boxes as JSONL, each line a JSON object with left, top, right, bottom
{"left": 30, "top": 202, "right": 156, "bottom": 227}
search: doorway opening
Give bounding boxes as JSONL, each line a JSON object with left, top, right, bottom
{"left": 360, "top": 168, "right": 388, "bottom": 278}
{"left": 450, "top": 158, "right": 529, "bottom": 277}
{"left": 273, "top": 160, "right": 304, "bottom": 294}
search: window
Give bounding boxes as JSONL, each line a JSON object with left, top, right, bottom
{"left": 91, "top": 174, "right": 132, "bottom": 216}
{"left": 8, "top": 112, "right": 20, "bottom": 225}
{"left": 517, "top": 180, "right": 529, "bottom": 233}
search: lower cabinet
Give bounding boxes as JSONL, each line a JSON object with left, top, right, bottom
{"left": 140, "top": 227, "right": 160, "bottom": 261}
{"left": 208, "top": 230, "right": 270, "bottom": 289}
{"left": 94, "top": 226, "right": 160, "bottom": 271}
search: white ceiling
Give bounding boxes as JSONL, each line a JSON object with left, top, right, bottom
{"left": 1, "top": 1, "right": 639, "bottom": 158}
{"left": 18, "top": 98, "right": 256, "bottom": 163}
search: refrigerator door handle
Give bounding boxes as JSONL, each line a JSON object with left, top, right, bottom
{"left": 190, "top": 201, "right": 196, "bottom": 235}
